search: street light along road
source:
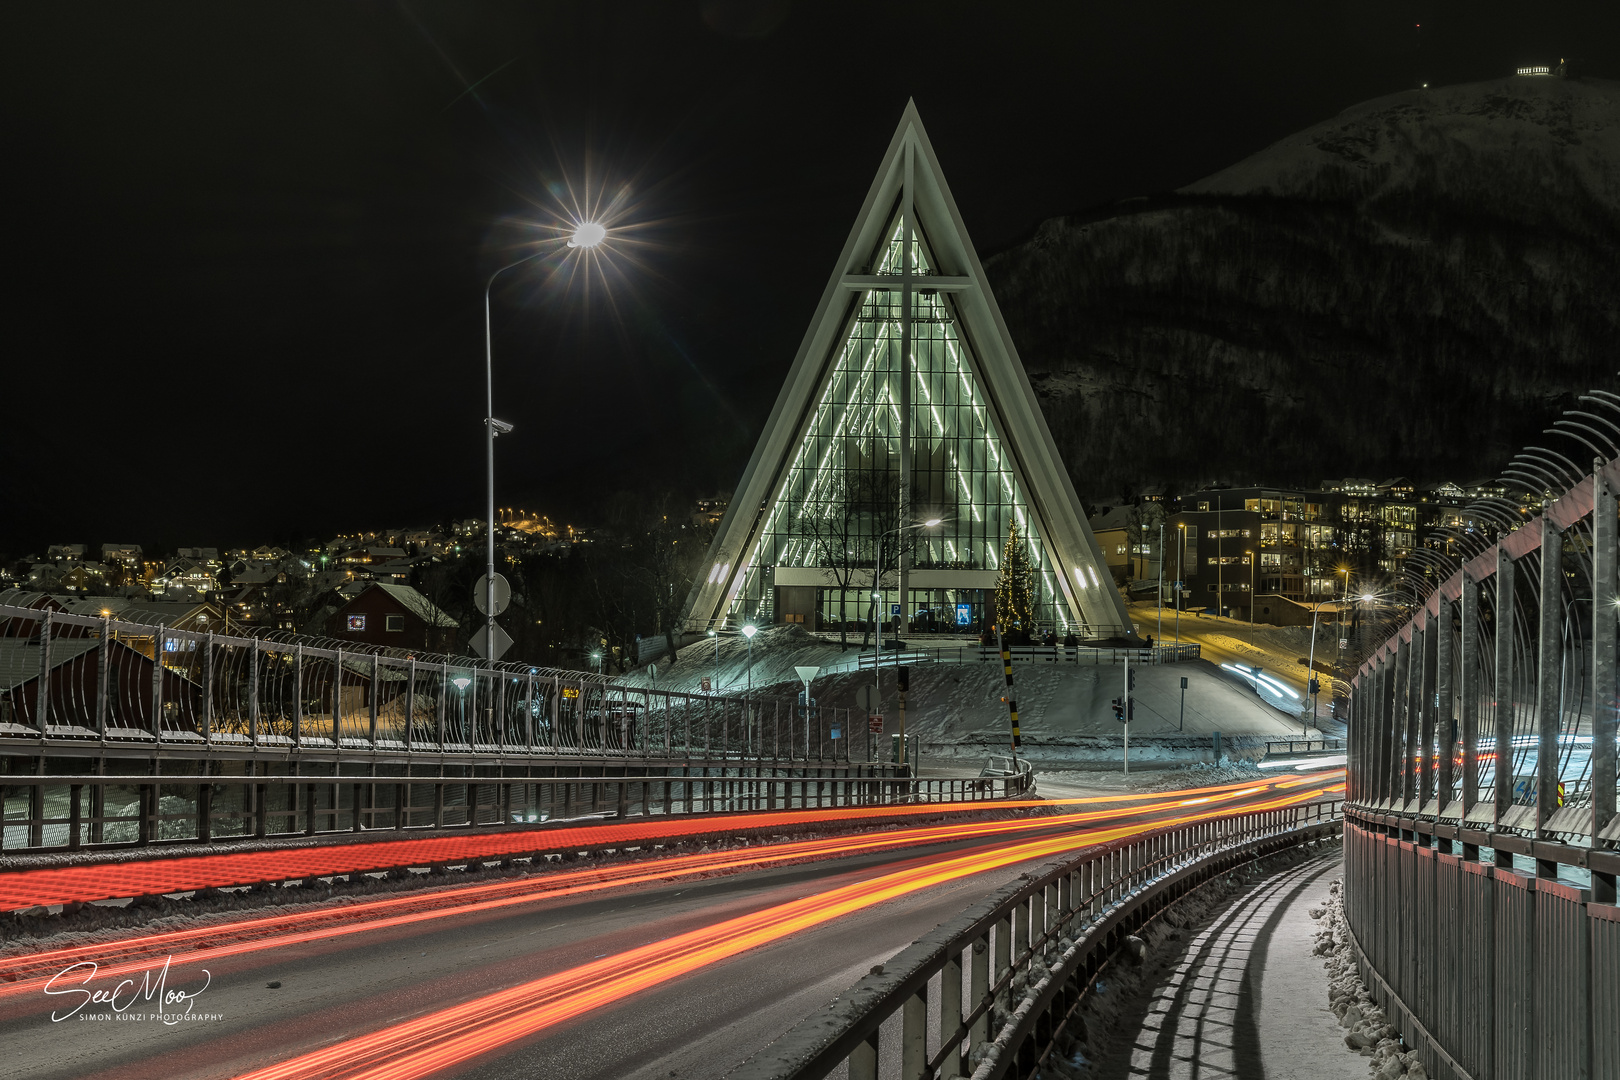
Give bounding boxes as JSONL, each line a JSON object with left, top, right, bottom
{"left": 476, "top": 219, "right": 608, "bottom": 661}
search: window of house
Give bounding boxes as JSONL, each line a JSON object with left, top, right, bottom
{"left": 345, "top": 615, "right": 365, "bottom": 631}
{"left": 386, "top": 614, "right": 404, "bottom": 632}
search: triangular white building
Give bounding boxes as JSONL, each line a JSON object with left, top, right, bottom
{"left": 683, "top": 102, "right": 1129, "bottom": 638}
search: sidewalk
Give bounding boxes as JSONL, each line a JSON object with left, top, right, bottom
{"left": 1094, "top": 851, "right": 1362, "bottom": 1080}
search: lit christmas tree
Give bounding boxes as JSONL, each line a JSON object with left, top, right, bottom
{"left": 994, "top": 522, "right": 1036, "bottom": 642}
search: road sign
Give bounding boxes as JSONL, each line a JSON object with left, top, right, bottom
{"left": 830, "top": 725, "right": 842, "bottom": 739}
{"left": 857, "top": 684, "right": 880, "bottom": 713}
{"left": 700, "top": 677, "right": 711, "bottom": 692}
{"left": 955, "top": 603, "right": 972, "bottom": 626}
{"left": 468, "top": 621, "right": 513, "bottom": 660}
{"left": 562, "top": 686, "right": 579, "bottom": 699}
{"left": 868, "top": 714, "right": 884, "bottom": 733}
{"left": 1339, "top": 638, "right": 1349, "bottom": 650}
{"left": 890, "top": 604, "right": 901, "bottom": 616}
{"left": 473, "top": 573, "right": 511, "bottom": 616}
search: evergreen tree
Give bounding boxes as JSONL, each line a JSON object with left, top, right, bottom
{"left": 994, "top": 523, "right": 1036, "bottom": 642}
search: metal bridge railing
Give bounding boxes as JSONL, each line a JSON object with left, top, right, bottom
{"left": 734, "top": 801, "right": 1341, "bottom": 1080}
{"left": 1343, "top": 388, "right": 1620, "bottom": 1080}
{"left": 0, "top": 758, "right": 1034, "bottom": 852}
{"left": 0, "top": 604, "right": 859, "bottom": 763}
{"left": 817, "top": 641, "right": 1200, "bottom": 676}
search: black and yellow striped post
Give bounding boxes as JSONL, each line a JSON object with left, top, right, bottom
{"left": 998, "top": 627, "right": 1021, "bottom": 753}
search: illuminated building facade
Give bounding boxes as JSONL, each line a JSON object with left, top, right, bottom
{"left": 682, "top": 104, "right": 1127, "bottom": 637}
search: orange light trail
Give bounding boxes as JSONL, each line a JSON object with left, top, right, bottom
{"left": 0, "top": 775, "right": 1335, "bottom": 999}
{"left": 236, "top": 781, "right": 1341, "bottom": 1080}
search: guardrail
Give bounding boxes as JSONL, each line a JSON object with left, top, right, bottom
{"left": 1263, "top": 737, "right": 1345, "bottom": 756}
{"left": 0, "top": 757, "right": 1034, "bottom": 852}
{"left": 1344, "top": 807, "right": 1620, "bottom": 1080}
{"left": 1342, "top": 399, "right": 1620, "bottom": 1079}
{"left": 0, "top": 604, "right": 858, "bottom": 763}
{"left": 734, "top": 800, "right": 1341, "bottom": 1080}
{"left": 821, "top": 642, "right": 1200, "bottom": 675}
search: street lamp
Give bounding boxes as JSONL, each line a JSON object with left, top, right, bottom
{"left": 708, "top": 628, "right": 719, "bottom": 693}
{"left": 1247, "top": 549, "right": 1257, "bottom": 644}
{"left": 871, "top": 517, "right": 941, "bottom": 767}
{"left": 742, "top": 623, "right": 759, "bottom": 754}
{"left": 480, "top": 221, "right": 607, "bottom": 665}
{"left": 1175, "top": 523, "right": 1187, "bottom": 646}
{"left": 590, "top": 650, "right": 602, "bottom": 675}
{"left": 742, "top": 623, "right": 758, "bottom": 698}
{"left": 451, "top": 674, "right": 472, "bottom": 743}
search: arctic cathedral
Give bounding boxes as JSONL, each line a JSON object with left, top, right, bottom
{"left": 681, "top": 103, "right": 1128, "bottom": 639}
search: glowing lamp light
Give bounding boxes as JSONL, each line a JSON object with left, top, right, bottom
{"left": 923, "top": 517, "right": 942, "bottom": 527}
{"left": 1360, "top": 593, "right": 1376, "bottom": 602}
{"left": 742, "top": 624, "right": 758, "bottom": 640}
{"left": 451, "top": 676, "right": 472, "bottom": 691}
{"left": 567, "top": 221, "right": 606, "bottom": 249}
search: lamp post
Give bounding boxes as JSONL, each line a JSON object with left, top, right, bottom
{"left": 1156, "top": 521, "right": 1164, "bottom": 646}
{"left": 1175, "top": 524, "right": 1186, "bottom": 646}
{"left": 480, "top": 222, "right": 606, "bottom": 663}
{"left": 742, "top": 623, "right": 758, "bottom": 697}
{"left": 708, "top": 628, "right": 719, "bottom": 693}
{"left": 871, "top": 518, "right": 941, "bottom": 754}
{"left": 1248, "top": 549, "right": 1257, "bottom": 644}
{"left": 451, "top": 674, "right": 471, "bottom": 743}
{"left": 742, "top": 623, "right": 758, "bottom": 755}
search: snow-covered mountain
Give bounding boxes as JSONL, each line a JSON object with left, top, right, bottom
{"left": 986, "top": 76, "right": 1620, "bottom": 500}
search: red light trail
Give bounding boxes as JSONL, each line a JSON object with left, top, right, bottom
{"left": 0, "top": 775, "right": 1332, "bottom": 998}
{"left": 0, "top": 780, "right": 1287, "bottom": 911}
{"left": 232, "top": 779, "right": 1341, "bottom": 1080}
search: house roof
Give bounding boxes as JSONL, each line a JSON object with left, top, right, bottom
{"left": 0, "top": 638, "right": 101, "bottom": 690}
{"left": 1087, "top": 507, "right": 1134, "bottom": 533}
{"left": 0, "top": 590, "right": 61, "bottom": 611}
{"left": 372, "top": 583, "right": 458, "bottom": 628}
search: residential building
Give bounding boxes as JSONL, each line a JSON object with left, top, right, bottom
{"left": 325, "top": 583, "right": 458, "bottom": 653}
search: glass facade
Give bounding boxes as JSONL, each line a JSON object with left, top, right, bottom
{"left": 726, "top": 217, "right": 1078, "bottom": 632}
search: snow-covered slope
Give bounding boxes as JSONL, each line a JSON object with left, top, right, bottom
{"left": 1186, "top": 77, "right": 1620, "bottom": 211}
{"left": 985, "top": 76, "right": 1620, "bottom": 500}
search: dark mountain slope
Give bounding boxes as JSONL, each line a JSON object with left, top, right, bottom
{"left": 986, "top": 76, "right": 1620, "bottom": 500}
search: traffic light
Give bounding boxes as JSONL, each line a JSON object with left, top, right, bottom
{"left": 1127, "top": 668, "right": 1136, "bottom": 693}
{"left": 1128, "top": 698, "right": 1136, "bottom": 721}
{"left": 1111, "top": 697, "right": 1125, "bottom": 722}
{"left": 897, "top": 666, "right": 910, "bottom": 692}
{"left": 1308, "top": 678, "right": 1321, "bottom": 695}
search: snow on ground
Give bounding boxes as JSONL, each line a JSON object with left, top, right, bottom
{"left": 623, "top": 624, "right": 1310, "bottom": 773}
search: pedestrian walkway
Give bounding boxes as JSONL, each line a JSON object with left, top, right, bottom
{"left": 1095, "top": 851, "right": 1362, "bottom": 1080}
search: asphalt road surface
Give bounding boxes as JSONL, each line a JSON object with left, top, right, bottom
{"left": 0, "top": 781, "right": 1332, "bottom": 1080}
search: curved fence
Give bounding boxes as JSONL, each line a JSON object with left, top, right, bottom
{"left": 0, "top": 604, "right": 859, "bottom": 762}
{"left": 1343, "top": 401, "right": 1620, "bottom": 1080}
{"left": 817, "top": 641, "right": 1200, "bottom": 676}
{"left": 734, "top": 801, "right": 1341, "bottom": 1080}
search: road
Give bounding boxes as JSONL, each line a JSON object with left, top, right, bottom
{"left": 0, "top": 777, "right": 1339, "bottom": 1080}
{"left": 1129, "top": 604, "right": 1339, "bottom": 720}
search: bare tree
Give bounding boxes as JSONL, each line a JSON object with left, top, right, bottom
{"left": 793, "top": 475, "right": 866, "bottom": 650}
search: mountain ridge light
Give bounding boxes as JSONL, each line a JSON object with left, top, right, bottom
{"left": 568, "top": 222, "right": 607, "bottom": 249}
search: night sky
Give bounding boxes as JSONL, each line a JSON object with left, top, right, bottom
{"left": 3, "top": 3, "right": 1613, "bottom": 556}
